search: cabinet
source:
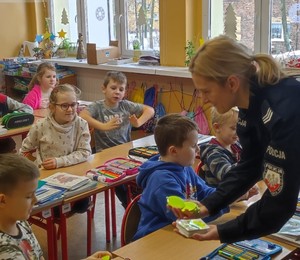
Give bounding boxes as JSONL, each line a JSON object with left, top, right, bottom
{"left": 4, "top": 73, "right": 77, "bottom": 101}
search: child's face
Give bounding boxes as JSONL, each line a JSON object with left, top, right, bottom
{"left": 39, "top": 69, "right": 57, "bottom": 91}
{"left": 2, "top": 178, "right": 38, "bottom": 221}
{"left": 174, "top": 130, "right": 200, "bottom": 167}
{"left": 217, "top": 114, "right": 238, "bottom": 146}
{"left": 102, "top": 80, "right": 126, "bottom": 107}
{"left": 51, "top": 91, "right": 78, "bottom": 124}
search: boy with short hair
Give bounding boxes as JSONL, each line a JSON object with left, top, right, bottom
{"left": 80, "top": 71, "right": 154, "bottom": 152}
{"left": 80, "top": 71, "right": 154, "bottom": 207}
{"left": 133, "top": 114, "right": 229, "bottom": 240}
{"left": 0, "top": 153, "right": 43, "bottom": 259}
{"left": 0, "top": 153, "right": 112, "bottom": 260}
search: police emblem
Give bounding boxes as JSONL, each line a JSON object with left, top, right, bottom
{"left": 263, "top": 163, "right": 284, "bottom": 195}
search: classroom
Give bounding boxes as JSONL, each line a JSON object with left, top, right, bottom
{"left": 0, "top": 1, "right": 300, "bottom": 260}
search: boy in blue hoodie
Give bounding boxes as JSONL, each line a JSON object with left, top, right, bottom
{"left": 133, "top": 113, "right": 229, "bottom": 240}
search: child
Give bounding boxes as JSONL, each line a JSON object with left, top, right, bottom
{"left": 199, "top": 107, "right": 241, "bottom": 187}
{"left": 0, "top": 153, "right": 112, "bottom": 260}
{"left": 0, "top": 93, "right": 33, "bottom": 117}
{"left": 80, "top": 71, "right": 154, "bottom": 208}
{"left": 20, "top": 83, "right": 91, "bottom": 215}
{"left": 0, "top": 137, "right": 17, "bottom": 153}
{"left": 20, "top": 84, "right": 91, "bottom": 169}
{"left": 23, "top": 62, "right": 57, "bottom": 109}
{"left": 133, "top": 114, "right": 229, "bottom": 240}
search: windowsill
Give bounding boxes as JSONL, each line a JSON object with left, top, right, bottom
{"left": 40, "top": 57, "right": 192, "bottom": 78}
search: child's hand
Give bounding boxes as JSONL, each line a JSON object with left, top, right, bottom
{"left": 42, "top": 158, "right": 57, "bottom": 169}
{"left": 105, "top": 117, "right": 121, "bottom": 131}
{"left": 129, "top": 114, "right": 139, "bottom": 127}
{"left": 84, "top": 251, "right": 112, "bottom": 259}
{"left": 168, "top": 199, "right": 205, "bottom": 219}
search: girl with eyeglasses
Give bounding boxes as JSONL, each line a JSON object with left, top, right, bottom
{"left": 20, "top": 84, "right": 91, "bottom": 169}
{"left": 23, "top": 62, "right": 57, "bottom": 109}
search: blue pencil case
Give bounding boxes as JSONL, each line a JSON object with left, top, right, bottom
{"left": 200, "top": 238, "right": 282, "bottom": 260}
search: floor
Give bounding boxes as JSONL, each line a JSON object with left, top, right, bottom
{"left": 32, "top": 192, "right": 125, "bottom": 260}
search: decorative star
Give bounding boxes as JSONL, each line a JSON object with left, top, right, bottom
{"left": 35, "top": 34, "right": 43, "bottom": 43}
{"left": 49, "top": 33, "right": 56, "bottom": 41}
{"left": 58, "top": 29, "right": 67, "bottom": 39}
{"left": 43, "top": 31, "right": 51, "bottom": 40}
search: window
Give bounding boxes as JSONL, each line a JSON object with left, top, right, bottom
{"left": 49, "top": 0, "right": 159, "bottom": 57}
{"left": 203, "top": 0, "right": 300, "bottom": 56}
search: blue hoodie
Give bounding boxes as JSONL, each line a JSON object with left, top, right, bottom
{"left": 133, "top": 155, "right": 229, "bottom": 240}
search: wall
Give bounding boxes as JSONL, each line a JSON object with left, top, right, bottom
{"left": 0, "top": 0, "right": 45, "bottom": 58}
{"left": 70, "top": 67, "right": 213, "bottom": 133}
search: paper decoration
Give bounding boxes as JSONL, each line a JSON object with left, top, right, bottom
{"left": 61, "top": 8, "right": 69, "bottom": 25}
{"left": 137, "top": 6, "right": 146, "bottom": 26}
{"left": 58, "top": 29, "right": 67, "bottom": 39}
{"left": 224, "top": 3, "right": 237, "bottom": 40}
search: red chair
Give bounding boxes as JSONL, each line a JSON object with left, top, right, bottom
{"left": 120, "top": 194, "right": 141, "bottom": 246}
{"left": 195, "top": 159, "right": 206, "bottom": 180}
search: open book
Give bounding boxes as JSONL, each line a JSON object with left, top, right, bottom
{"left": 43, "top": 172, "right": 90, "bottom": 190}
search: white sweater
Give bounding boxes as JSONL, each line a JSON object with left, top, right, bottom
{"left": 21, "top": 114, "right": 91, "bottom": 168}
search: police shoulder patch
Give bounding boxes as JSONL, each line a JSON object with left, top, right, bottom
{"left": 263, "top": 163, "right": 284, "bottom": 196}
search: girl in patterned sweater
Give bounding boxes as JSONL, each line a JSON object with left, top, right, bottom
{"left": 20, "top": 84, "right": 91, "bottom": 169}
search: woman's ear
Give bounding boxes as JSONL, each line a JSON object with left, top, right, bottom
{"left": 227, "top": 75, "right": 240, "bottom": 93}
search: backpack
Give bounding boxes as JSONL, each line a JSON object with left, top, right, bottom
{"left": 143, "top": 87, "right": 166, "bottom": 133}
{"left": 130, "top": 83, "right": 145, "bottom": 104}
{"left": 194, "top": 106, "right": 210, "bottom": 135}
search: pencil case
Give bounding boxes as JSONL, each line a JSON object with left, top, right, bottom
{"left": 200, "top": 238, "right": 282, "bottom": 260}
{"left": 86, "top": 157, "right": 142, "bottom": 183}
{"left": 1, "top": 111, "right": 34, "bottom": 129}
{"left": 128, "top": 146, "right": 159, "bottom": 159}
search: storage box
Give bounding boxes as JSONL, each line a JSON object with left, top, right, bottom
{"left": 87, "top": 41, "right": 120, "bottom": 65}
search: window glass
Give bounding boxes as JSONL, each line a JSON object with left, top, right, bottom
{"left": 123, "top": 0, "right": 159, "bottom": 52}
{"left": 86, "top": 0, "right": 110, "bottom": 46}
{"left": 271, "top": 0, "right": 300, "bottom": 56}
{"left": 210, "top": 0, "right": 255, "bottom": 52}
{"left": 52, "top": 0, "right": 78, "bottom": 43}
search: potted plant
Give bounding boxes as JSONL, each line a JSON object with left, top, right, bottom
{"left": 56, "top": 38, "right": 72, "bottom": 58}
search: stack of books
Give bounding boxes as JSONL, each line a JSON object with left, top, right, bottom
{"left": 35, "top": 172, "right": 97, "bottom": 207}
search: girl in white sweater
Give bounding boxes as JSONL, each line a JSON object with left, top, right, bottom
{"left": 20, "top": 84, "right": 91, "bottom": 169}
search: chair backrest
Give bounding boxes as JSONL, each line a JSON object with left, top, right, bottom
{"left": 195, "top": 160, "right": 206, "bottom": 180}
{"left": 120, "top": 194, "right": 141, "bottom": 246}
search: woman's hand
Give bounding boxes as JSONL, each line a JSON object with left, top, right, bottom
{"left": 192, "top": 225, "right": 220, "bottom": 241}
{"left": 172, "top": 222, "right": 220, "bottom": 241}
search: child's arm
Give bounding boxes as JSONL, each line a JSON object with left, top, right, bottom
{"left": 7, "top": 96, "right": 33, "bottom": 114}
{"left": 129, "top": 104, "right": 154, "bottom": 128}
{"left": 80, "top": 109, "right": 121, "bottom": 131}
{"left": 19, "top": 125, "right": 39, "bottom": 155}
{"left": 204, "top": 148, "right": 235, "bottom": 181}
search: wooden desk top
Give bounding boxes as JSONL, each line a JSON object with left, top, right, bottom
{"left": 113, "top": 224, "right": 295, "bottom": 260}
{"left": 38, "top": 135, "right": 156, "bottom": 205}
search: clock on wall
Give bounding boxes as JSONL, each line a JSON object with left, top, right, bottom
{"left": 96, "top": 7, "right": 105, "bottom": 21}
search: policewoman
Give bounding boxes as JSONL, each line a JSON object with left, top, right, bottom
{"left": 182, "top": 35, "right": 300, "bottom": 243}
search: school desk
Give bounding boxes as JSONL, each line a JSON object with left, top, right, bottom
{"left": 37, "top": 135, "right": 155, "bottom": 260}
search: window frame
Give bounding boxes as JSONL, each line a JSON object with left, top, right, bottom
{"left": 202, "top": 0, "right": 271, "bottom": 54}
{"left": 49, "top": 0, "right": 157, "bottom": 58}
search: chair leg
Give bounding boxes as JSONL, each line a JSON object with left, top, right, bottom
{"left": 110, "top": 188, "right": 117, "bottom": 237}
{"left": 104, "top": 190, "right": 111, "bottom": 243}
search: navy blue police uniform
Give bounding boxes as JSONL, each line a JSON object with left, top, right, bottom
{"left": 201, "top": 76, "right": 300, "bottom": 243}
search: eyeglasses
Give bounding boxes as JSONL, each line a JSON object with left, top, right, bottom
{"left": 54, "top": 102, "right": 79, "bottom": 111}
